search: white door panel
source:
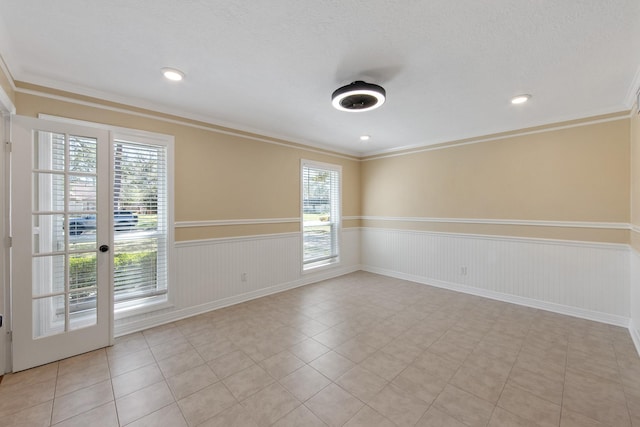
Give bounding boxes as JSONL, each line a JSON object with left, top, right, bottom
{"left": 11, "top": 116, "right": 111, "bottom": 371}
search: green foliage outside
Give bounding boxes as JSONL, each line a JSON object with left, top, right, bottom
{"left": 69, "top": 251, "right": 157, "bottom": 291}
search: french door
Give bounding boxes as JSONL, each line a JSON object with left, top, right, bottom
{"left": 11, "top": 116, "right": 111, "bottom": 371}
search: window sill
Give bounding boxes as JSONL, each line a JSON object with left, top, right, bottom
{"left": 114, "top": 296, "right": 173, "bottom": 320}
{"left": 302, "top": 259, "right": 341, "bottom": 274}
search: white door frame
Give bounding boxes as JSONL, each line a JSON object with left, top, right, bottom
{"left": 0, "top": 84, "right": 16, "bottom": 375}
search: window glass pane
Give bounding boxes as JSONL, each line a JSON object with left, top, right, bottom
{"left": 33, "top": 172, "right": 65, "bottom": 212}
{"left": 113, "top": 139, "right": 168, "bottom": 307}
{"left": 69, "top": 291, "right": 97, "bottom": 330}
{"left": 302, "top": 162, "right": 340, "bottom": 268}
{"left": 33, "top": 295, "right": 65, "bottom": 338}
{"left": 69, "top": 135, "right": 97, "bottom": 173}
{"left": 33, "top": 214, "right": 65, "bottom": 254}
{"left": 68, "top": 175, "right": 96, "bottom": 213}
{"left": 33, "top": 131, "right": 65, "bottom": 171}
{"left": 32, "top": 255, "right": 65, "bottom": 296}
{"left": 69, "top": 252, "right": 97, "bottom": 292}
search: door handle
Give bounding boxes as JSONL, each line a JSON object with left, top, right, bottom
{"left": 99, "top": 244, "right": 109, "bottom": 253}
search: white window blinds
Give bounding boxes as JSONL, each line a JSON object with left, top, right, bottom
{"left": 113, "top": 139, "right": 168, "bottom": 305}
{"left": 302, "top": 161, "right": 341, "bottom": 268}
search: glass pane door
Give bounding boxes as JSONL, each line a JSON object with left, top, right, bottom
{"left": 12, "top": 116, "right": 111, "bottom": 372}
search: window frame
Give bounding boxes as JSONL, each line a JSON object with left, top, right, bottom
{"left": 301, "top": 159, "right": 342, "bottom": 271}
{"left": 38, "top": 115, "right": 175, "bottom": 318}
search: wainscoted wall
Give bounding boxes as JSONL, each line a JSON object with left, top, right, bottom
{"left": 114, "top": 228, "right": 361, "bottom": 335}
{"left": 630, "top": 248, "right": 640, "bottom": 350}
{"left": 361, "top": 227, "right": 631, "bottom": 326}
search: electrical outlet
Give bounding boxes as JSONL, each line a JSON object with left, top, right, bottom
{"left": 241, "top": 272, "right": 247, "bottom": 282}
{"left": 460, "top": 266, "right": 467, "bottom": 276}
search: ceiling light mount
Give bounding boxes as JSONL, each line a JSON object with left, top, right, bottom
{"left": 332, "top": 81, "right": 386, "bottom": 112}
{"left": 161, "top": 67, "right": 185, "bottom": 81}
{"left": 511, "top": 94, "right": 531, "bottom": 104}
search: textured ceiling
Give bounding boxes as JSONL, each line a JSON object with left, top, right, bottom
{"left": 0, "top": 0, "right": 639, "bottom": 156}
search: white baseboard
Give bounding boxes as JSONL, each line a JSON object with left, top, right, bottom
{"left": 115, "top": 264, "right": 361, "bottom": 337}
{"left": 362, "top": 265, "right": 630, "bottom": 328}
{"left": 630, "top": 319, "right": 640, "bottom": 356}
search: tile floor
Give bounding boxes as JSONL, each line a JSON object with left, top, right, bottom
{"left": 1, "top": 271, "right": 639, "bottom": 426}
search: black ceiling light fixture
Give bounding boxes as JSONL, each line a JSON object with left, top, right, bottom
{"left": 331, "top": 80, "right": 386, "bottom": 112}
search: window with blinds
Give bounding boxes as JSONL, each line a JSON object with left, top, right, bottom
{"left": 113, "top": 138, "right": 169, "bottom": 308}
{"left": 302, "top": 160, "right": 341, "bottom": 269}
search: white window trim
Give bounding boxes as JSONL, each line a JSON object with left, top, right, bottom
{"left": 38, "top": 114, "right": 175, "bottom": 318}
{"left": 301, "top": 159, "right": 342, "bottom": 272}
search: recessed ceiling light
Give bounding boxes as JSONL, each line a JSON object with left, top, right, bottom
{"left": 161, "top": 68, "right": 184, "bottom": 81}
{"left": 332, "top": 81, "right": 386, "bottom": 112}
{"left": 360, "top": 135, "right": 371, "bottom": 141}
{"left": 511, "top": 94, "right": 531, "bottom": 104}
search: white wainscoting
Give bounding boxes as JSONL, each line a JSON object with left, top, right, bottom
{"left": 361, "top": 227, "right": 630, "bottom": 326}
{"left": 115, "top": 228, "right": 361, "bottom": 335}
{"left": 630, "top": 249, "right": 640, "bottom": 350}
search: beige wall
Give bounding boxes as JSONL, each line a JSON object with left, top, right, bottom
{"left": 362, "top": 117, "right": 631, "bottom": 243}
{"left": 631, "top": 107, "right": 640, "bottom": 251}
{"left": 15, "top": 86, "right": 361, "bottom": 241}
{"left": 0, "top": 58, "right": 14, "bottom": 105}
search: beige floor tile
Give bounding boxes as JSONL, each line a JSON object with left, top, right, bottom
{"left": 259, "top": 350, "right": 305, "bottom": 380}
{"left": 566, "top": 347, "right": 622, "bottom": 384}
{"left": 0, "top": 377, "right": 56, "bottom": 417}
{"left": 359, "top": 351, "right": 407, "bottom": 381}
{"left": 142, "top": 324, "right": 184, "bottom": 347}
{"left": 107, "top": 334, "right": 149, "bottom": 360}
{"left": 368, "top": 383, "right": 429, "bottom": 426}
{"left": 177, "top": 382, "right": 238, "bottom": 426}
{"left": 379, "top": 338, "right": 423, "bottom": 364}
{"left": 280, "top": 365, "right": 331, "bottom": 402}
{"left": 334, "top": 338, "right": 378, "bottom": 363}
{"left": 289, "top": 338, "right": 330, "bottom": 363}
{"left": 222, "top": 364, "right": 275, "bottom": 401}
{"left": 293, "top": 319, "right": 331, "bottom": 337}
{"left": 562, "top": 369, "right": 631, "bottom": 426}
{"left": 1, "top": 400, "right": 53, "bottom": 427}
{"left": 336, "top": 365, "right": 388, "bottom": 403}
{"left": 157, "top": 348, "right": 205, "bottom": 378}
{"left": 51, "top": 379, "right": 114, "bottom": 425}
{"left": 450, "top": 360, "right": 510, "bottom": 404}
{"left": 52, "top": 401, "right": 117, "bottom": 427}
{"left": 309, "top": 350, "right": 355, "bottom": 380}
{"left": 198, "top": 403, "right": 259, "bottom": 427}
{"left": 111, "top": 364, "right": 164, "bottom": 399}
{"left": 497, "top": 382, "right": 561, "bottom": 427}
{"left": 305, "top": 383, "right": 364, "bottom": 427}
{"left": 391, "top": 364, "right": 448, "bottom": 406}
{"left": 207, "top": 349, "right": 255, "bottom": 379}
{"left": 115, "top": 380, "right": 174, "bottom": 426}
{"left": 560, "top": 407, "right": 604, "bottom": 427}
{"left": 488, "top": 407, "right": 539, "bottom": 427}
{"left": 433, "top": 384, "right": 495, "bottom": 427}
{"left": 108, "top": 348, "right": 156, "bottom": 377}
{"left": 125, "top": 402, "right": 188, "bottom": 427}
{"left": 507, "top": 363, "right": 564, "bottom": 404}
{"left": 271, "top": 404, "right": 327, "bottom": 427}
{"left": 149, "top": 336, "right": 194, "bottom": 362}
{"left": 241, "top": 382, "right": 300, "bottom": 426}
{"left": 312, "top": 328, "right": 354, "bottom": 349}
{"left": 0, "top": 362, "right": 59, "bottom": 388}
{"left": 58, "top": 349, "right": 108, "bottom": 377}
{"left": 415, "top": 407, "right": 467, "bottom": 427}
{"left": 167, "top": 364, "right": 219, "bottom": 400}
{"left": 344, "top": 405, "right": 395, "bottom": 427}
{"left": 55, "top": 362, "right": 111, "bottom": 397}
{"left": 194, "top": 338, "right": 238, "bottom": 362}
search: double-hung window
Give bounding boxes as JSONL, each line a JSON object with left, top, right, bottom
{"left": 112, "top": 134, "right": 172, "bottom": 311}
{"left": 301, "top": 160, "right": 341, "bottom": 269}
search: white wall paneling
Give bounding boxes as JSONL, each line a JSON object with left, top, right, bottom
{"left": 114, "top": 228, "right": 361, "bottom": 336}
{"left": 630, "top": 248, "right": 640, "bottom": 350}
{"left": 361, "top": 227, "right": 630, "bottom": 326}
